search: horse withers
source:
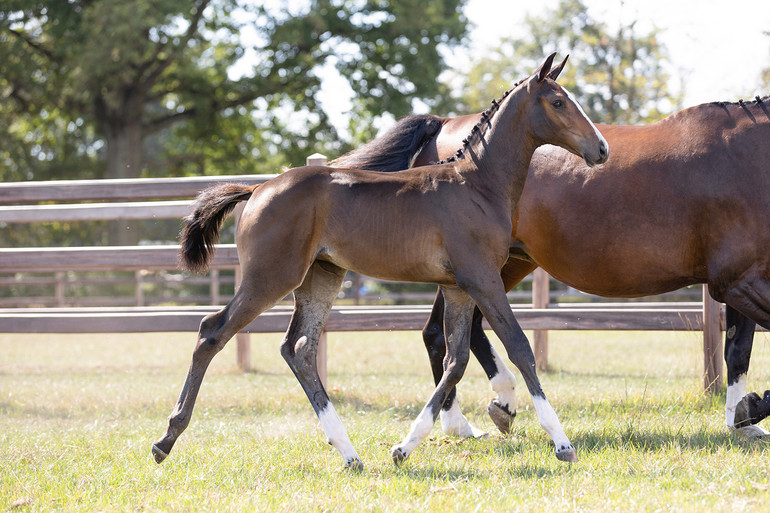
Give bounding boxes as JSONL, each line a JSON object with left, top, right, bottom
{"left": 152, "top": 53, "right": 608, "bottom": 469}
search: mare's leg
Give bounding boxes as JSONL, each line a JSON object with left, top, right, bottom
{"left": 392, "top": 285, "right": 475, "bottom": 463}
{"left": 279, "top": 261, "right": 364, "bottom": 469}
{"left": 723, "top": 306, "right": 769, "bottom": 436}
{"left": 722, "top": 272, "right": 770, "bottom": 432}
{"left": 153, "top": 281, "right": 282, "bottom": 463}
{"left": 462, "top": 271, "right": 576, "bottom": 462}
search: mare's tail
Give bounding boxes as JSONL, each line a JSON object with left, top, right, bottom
{"left": 330, "top": 114, "right": 442, "bottom": 172}
{"left": 179, "top": 183, "right": 257, "bottom": 274}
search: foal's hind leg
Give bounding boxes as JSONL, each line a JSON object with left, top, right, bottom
{"left": 152, "top": 283, "right": 279, "bottom": 463}
{"left": 392, "top": 285, "right": 475, "bottom": 464}
{"left": 279, "top": 261, "right": 364, "bottom": 469}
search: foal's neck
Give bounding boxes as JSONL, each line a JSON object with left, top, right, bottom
{"left": 463, "top": 85, "right": 538, "bottom": 204}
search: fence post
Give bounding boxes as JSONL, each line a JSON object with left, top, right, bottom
{"left": 210, "top": 269, "right": 220, "bottom": 306}
{"left": 306, "top": 153, "right": 329, "bottom": 386}
{"left": 532, "top": 267, "right": 550, "bottom": 370}
{"left": 702, "top": 284, "right": 723, "bottom": 393}
{"left": 55, "top": 271, "right": 65, "bottom": 307}
{"left": 233, "top": 202, "right": 251, "bottom": 372}
{"left": 135, "top": 270, "right": 145, "bottom": 306}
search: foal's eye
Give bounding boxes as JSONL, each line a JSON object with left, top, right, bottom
{"left": 552, "top": 99, "right": 564, "bottom": 108}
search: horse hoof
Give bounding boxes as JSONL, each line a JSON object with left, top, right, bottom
{"left": 734, "top": 393, "right": 761, "bottom": 429}
{"left": 151, "top": 443, "right": 169, "bottom": 464}
{"left": 735, "top": 424, "right": 770, "bottom": 439}
{"left": 390, "top": 446, "right": 409, "bottom": 466}
{"left": 555, "top": 445, "right": 578, "bottom": 463}
{"left": 343, "top": 457, "right": 365, "bottom": 471}
{"left": 488, "top": 399, "right": 516, "bottom": 435}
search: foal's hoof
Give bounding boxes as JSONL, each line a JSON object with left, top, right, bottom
{"left": 151, "top": 443, "right": 169, "bottom": 464}
{"left": 343, "top": 457, "right": 365, "bottom": 472}
{"left": 735, "top": 424, "right": 770, "bottom": 439}
{"left": 390, "top": 446, "right": 409, "bottom": 466}
{"left": 555, "top": 445, "right": 578, "bottom": 463}
{"left": 488, "top": 399, "right": 516, "bottom": 435}
{"left": 734, "top": 393, "right": 761, "bottom": 429}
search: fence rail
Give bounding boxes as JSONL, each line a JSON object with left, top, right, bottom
{"left": 0, "top": 170, "right": 734, "bottom": 392}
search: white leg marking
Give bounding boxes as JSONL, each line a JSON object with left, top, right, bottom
{"left": 489, "top": 349, "right": 517, "bottom": 411}
{"left": 725, "top": 373, "right": 747, "bottom": 429}
{"left": 317, "top": 405, "right": 361, "bottom": 464}
{"left": 392, "top": 406, "right": 436, "bottom": 459}
{"left": 440, "top": 400, "right": 487, "bottom": 438}
{"left": 532, "top": 396, "right": 572, "bottom": 450}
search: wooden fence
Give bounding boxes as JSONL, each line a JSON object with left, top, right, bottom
{"left": 0, "top": 160, "right": 734, "bottom": 392}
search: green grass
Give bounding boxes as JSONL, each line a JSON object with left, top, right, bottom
{"left": 2, "top": 329, "right": 770, "bottom": 512}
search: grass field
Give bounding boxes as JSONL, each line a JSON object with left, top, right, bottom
{"left": 2, "top": 328, "right": 770, "bottom": 512}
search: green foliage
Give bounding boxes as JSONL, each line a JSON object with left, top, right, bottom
{"left": 453, "top": 0, "right": 681, "bottom": 124}
{"left": 0, "top": 0, "right": 468, "bottom": 183}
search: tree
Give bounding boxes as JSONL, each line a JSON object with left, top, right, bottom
{"left": 0, "top": 0, "right": 468, "bottom": 182}
{"left": 0, "top": 0, "right": 467, "bottom": 245}
{"left": 451, "top": 0, "right": 680, "bottom": 124}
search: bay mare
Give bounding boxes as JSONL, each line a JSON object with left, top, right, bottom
{"left": 152, "top": 54, "right": 609, "bottom": 469}
{"left": 333, "top": 95, "right": 770, "bottom": 438}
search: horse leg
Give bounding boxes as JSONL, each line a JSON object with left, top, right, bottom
{"left": 422, "top": 291, "right": 486, "bottom": 438}
{"left": 423, "top": 296, "right": 518, "bottom": 436}
{"left": 152, "top": 283, "right": 278, "bottom": 463}
{"left": 722, "top": 271, "right": 770, "bottom": 433}
{"left": 722, "top": 305, "right": 769, "bottom": 437}
{"left": 279, "top": 261, "right": 364, "bottom": 469}
{"left": 462, "top": 272, "right": 576, "bottom": 462}
{"left": 392, "top": 285, "right": 475, "bottom": 464}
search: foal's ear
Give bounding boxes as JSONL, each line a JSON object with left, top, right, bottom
{"left": 536, "top": 52, "right": 557, "bottom": 82}
{"left": 547, "top": 54, "right": 569, "bottom": 81}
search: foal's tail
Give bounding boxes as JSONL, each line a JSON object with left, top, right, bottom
{"left": 179, "top": 183, "right": 257, "bottom": 274}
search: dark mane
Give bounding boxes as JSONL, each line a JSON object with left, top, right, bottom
{"left": 435, "top": 78, "right": 527, "bottom": 165}
{"left": 329, "top": 114, "right": 443, "bottom": 173}
{"left": 710, "top": 95, "right": 769, "bottom": 108}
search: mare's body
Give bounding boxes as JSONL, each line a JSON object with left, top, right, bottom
{"left": 335, "top": 97, "right": 770, "bottom": 435}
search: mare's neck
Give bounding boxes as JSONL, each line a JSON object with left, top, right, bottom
{"left": 463, "top": 85, "right": 538, "bottom": 204}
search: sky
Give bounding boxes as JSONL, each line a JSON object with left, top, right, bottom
{"left": 460, "top": 0, "right": 769, "bottom": 107}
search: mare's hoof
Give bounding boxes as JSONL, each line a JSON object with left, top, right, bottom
{"left": 735, "top": 424, "right": 770, "bottom": 439}
{"left": 343, "top": 457, "right": 365, "bottom": 472}
{"left": 151, "top": 443, "right": 169, "bottom": 464}
{"left": 488, "top": 399, "right": 516, "bottom": 435}
{"left": 390, "top": 446, "right": 409, "bottom": 466}
{"left": 555, "top": 445, "right": 578, "bottom": 463}
{"left": 734, "top": 393, "right": 761, "bottom": 429}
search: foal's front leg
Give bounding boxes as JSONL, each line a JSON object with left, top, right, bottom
{"left": 464, "top": 272, "right": 577, "bottom": 462}
{"left": 392, "top": 286, "right": 475, "bottom": 464}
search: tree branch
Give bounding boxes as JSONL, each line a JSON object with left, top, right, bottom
{"left": 141, "top": 0, "right": 212, "bottom": 90}
{"left": 5, "top": 27, "right": 56, "bottom": 62}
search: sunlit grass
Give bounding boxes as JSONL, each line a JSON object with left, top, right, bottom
{"left": 2, "top": 329, "right": 770, "bottom": 511}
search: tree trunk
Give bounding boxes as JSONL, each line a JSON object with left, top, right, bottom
{"left": 100, "top": 98, "right": 145, "bottom": 246}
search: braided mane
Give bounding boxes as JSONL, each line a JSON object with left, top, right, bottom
{"left": 436, "top": 78, "right": 527, "bottom": 165}
{"left": 711, "top": 95, "right": 769, "bottom": 108}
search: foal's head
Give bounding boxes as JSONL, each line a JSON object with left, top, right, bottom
{"left": 522, "top": 54, "right": 609, "bottom": 167}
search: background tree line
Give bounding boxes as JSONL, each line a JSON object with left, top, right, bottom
{"left": 1, "top": 0, "right": 768, "bottom": 248}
